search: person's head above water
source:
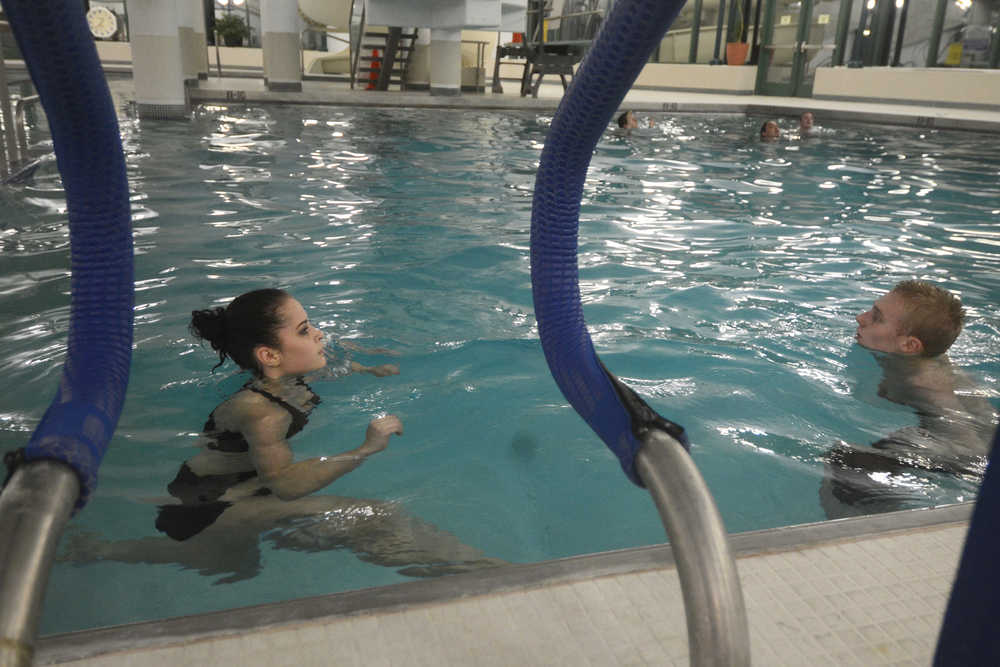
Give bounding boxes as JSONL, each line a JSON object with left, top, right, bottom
{"left": 617, "top": 110, "right": 638, "bottom": 129}
{"left": 190, "top": 288, "right": 327, "bottom": 378}
{"left": 760, "top": 121, "right": 780, "bottom": 140}
{"left": 799, "top": 112, "right": 814, "bottom": 132}
{"left": 855, "top": 280, "right": 965, "bottom": 357}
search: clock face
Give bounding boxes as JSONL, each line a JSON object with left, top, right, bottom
{"left": 86, "top": 6, "right": 118, "bottom": 40}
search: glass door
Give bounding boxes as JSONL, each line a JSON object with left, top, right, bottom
{"left": 799, "top": 3, "right": 839, "bottom": 95}
{"left": 756, "top": 0, "right": 832, "bottom": 96}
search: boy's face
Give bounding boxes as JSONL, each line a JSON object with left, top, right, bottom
{"left": 762, "top": 122, "right": 780, "bottom": 139}
{"left": 800, "top": 113, "right": 814, "bottom": 130}
{"left": 855, "top": 291, "right": 920, "bottom": 355}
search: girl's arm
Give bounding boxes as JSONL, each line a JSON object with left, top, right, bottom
{"left": 312, "top": 352, "right": 399, "bottom": 380}
{"left": 339, "top": 339, "right": 400, "bottom": 356}
{"left": 349, "top": 361, "right": 400, "bottom": 377}
{"left": 242, "top": 406, "right": 403, "bottom": 501}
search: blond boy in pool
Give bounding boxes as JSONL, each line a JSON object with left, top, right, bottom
{"left": 853, "top": 279, "right": 991, "bottom": 443}
{"left": 823, "top": 280, "right": 996, "bottom": 517}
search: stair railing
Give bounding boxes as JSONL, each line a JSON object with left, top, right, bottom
{"left": 349, "top": 0, "right": 366, "bottom": 89}
{"left": 376, "top": 26, "right": 401, "bottom": 90}
{"left": 399, "top": 28, "right": 419, "bottom": 90}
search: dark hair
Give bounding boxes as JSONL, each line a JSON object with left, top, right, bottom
{"left": 760, "top": 121, "right": 769, "bottom": 136}
{"left": 617, "top": 111, "right": 631, "bottom": 128}
{"left": 190, "top": 288, "right": 291, "bottom": 373}
{"left": 891, "top": 280, "right": 965, "bottom": 357}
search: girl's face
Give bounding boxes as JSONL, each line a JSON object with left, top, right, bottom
{"left": 259, "top": 298, "right": 327, "bottom": 378}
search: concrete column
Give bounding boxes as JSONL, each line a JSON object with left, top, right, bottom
{"left": 260, "top": 0, "right": 302, "bottom": 92}
{"left": 129, "top": 0, "right": 187, "bottom": 118}
{"left": 404, "top": 28, "right": 432, "bottom": 90}
{"left": 194, "top": 0, "right": 210, "bottom": 79}
{"left": 177, "top": 0, "right": 200, "bottom": 85}
{"left": 429, "top": 28, "right": 461, "bottom": 96}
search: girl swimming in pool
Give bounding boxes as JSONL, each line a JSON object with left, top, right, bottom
{"left": 63, "top": 288, "right": 503, "bottom": 581}
{"left": 156, "top": 288, "right": 403, "bottom": 540}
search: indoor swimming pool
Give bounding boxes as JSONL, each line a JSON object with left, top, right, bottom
{"left": 0, "top": 105, "right": 996, "bottom": 635}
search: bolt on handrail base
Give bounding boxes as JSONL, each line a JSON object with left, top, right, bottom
{"left": 636, "top": 431, "right": 751, "bottom": 667}
{"left": 0, "top": 461, "right": 80, "bottom": 667}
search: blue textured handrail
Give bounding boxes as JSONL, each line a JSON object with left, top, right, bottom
{"left": 530, "top": 0, "right": 688, "bottom": 485}
{"left": 934, "top": 426, "right": 1000, "bottom": 664}
{"left": 3, "top": 0, "right": 133, "bottom": 510}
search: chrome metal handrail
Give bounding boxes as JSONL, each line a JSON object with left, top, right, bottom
{"left": 635, "top": 430, "right": 751, "bottom": 667}
{"left": 0, "top": 23, "right": 16, "bottom": 180}
{"left": 461, "top": 39, "right": 489, "bottom": 90}
{"left": 526, "top": 8, "right": 603, "bottom": 19}
{"left": 13, "top": 94, "right": 39, "bottom": 161}
{"left": 0, "top": 461, "right": 80, "bottom": 667}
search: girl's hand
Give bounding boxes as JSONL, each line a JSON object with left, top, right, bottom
{"left": 368, "top": 364, "right": 399, "bottom": 377}
{"left": 361, "top": 415, "right": 404, "bottom": 455}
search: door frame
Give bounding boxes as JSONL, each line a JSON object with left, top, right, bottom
{"left": 754, "top": 0, "right": 816, "bottom": 96}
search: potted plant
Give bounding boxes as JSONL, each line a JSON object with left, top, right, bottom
{"left": 725, "top": 0, "right": 749, "bottom": 66}
{"left": 215, "top": 14, "right": 249, "bottom": 47}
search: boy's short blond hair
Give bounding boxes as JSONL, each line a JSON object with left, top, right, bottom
{"left": 891, "top": 280, "right": 965, "bottom": 357}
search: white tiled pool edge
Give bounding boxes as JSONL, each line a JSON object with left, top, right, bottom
{"left": 37, "top": 503, "right": 972, "bottom": 666}
{"left": 174, "top": 76, "right": 1000, "bottom": 135}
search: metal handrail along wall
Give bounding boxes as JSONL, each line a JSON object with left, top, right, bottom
{"left": 528, "top": 0, "right": 751, "bottom": 661}
{"left": 0, "top": 1, "right": 135, "bottom": 665}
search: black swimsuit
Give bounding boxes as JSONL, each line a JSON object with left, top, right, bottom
{"left": 155, "top": 379, "right": 320, "bottom": 541}
{"left": 198, "top": 379, "right": 319, "bottom": 453}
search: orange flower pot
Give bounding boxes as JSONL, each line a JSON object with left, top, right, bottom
{"left": 726, "top": 42, "right": 749, "bottom": 66}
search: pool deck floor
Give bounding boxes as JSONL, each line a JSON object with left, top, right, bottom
{"left": 32, "top": 73, "right": 991, "bottom": 666}
{"left": 37, "top": 503, "right": 972, "bottom": 666}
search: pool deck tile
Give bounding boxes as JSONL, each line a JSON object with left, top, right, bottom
{"left": 37, "top": 507, "right": 970, "bottom": 666}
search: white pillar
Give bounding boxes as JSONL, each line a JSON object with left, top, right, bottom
{"left": 403, "top": 28, "right": 431, "bottom": 90}
{"left": 177, "top": 0, "right": 200, "bottom": 85}
{"left": 260, "top": 0, "right": 302, "bottom": 92}
{"left": 193, "top": 0, "right": 210, "bottom": 79}
{"left": 429, "top": 28, "right": 461, "bottom": 96}
{"left": 129, "top": 0, "right": 187, "bottom": 118}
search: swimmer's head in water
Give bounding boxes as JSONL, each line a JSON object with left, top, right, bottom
{"left": 617, "top": 110, "right": 637, "bottom": 129}
{"left": 799, "top": 112, "right": 814, "bottom": 131}
{"left": 891, "top": 280, "right": 965, "bottom": 357}
{"left": 855, "top": 280, "right": 965, "bottom": 357}
{"left": 760, "top": 121, "right": 780, "bottom": 140}
{"left": 191, "top": 288, "right": 328, "bottom": 377}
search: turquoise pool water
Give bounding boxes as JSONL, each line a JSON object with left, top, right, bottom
{"left": 0, "top": 105, "right": 996, "bottom": 634}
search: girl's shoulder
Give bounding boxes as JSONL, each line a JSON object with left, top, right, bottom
{"left": 215, "top": 383, "right": 290, "bottom": 424}
{"left": 247, "top": 376, "right": 319, "bottom": 412}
